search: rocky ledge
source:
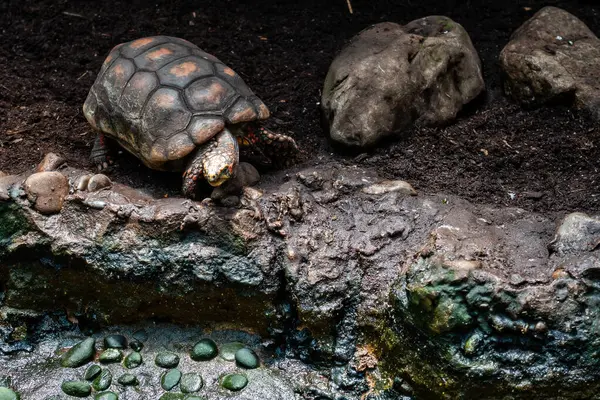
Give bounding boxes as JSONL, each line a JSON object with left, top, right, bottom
{"left": 1, "top": 159, "right": 600, "bottom": 399}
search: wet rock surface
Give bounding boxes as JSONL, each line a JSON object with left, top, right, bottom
{"left": 500, "top": 6, "right": 600, "bottom": 118}
{"left": 321, "top": 17, "right": 484, "bottom": 148}
{"left": 1, "top": 161, "right": 600, "bottom": 398}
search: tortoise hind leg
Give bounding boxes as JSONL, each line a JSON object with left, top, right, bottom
{"left": 238, "top": 124, "right": 299, "bottom": 165}
{"left": 90, "top": 133, "right": 112, "bottom": 170}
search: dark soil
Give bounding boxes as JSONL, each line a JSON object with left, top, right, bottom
{"left": 1, "top": 0, "right": 599, "bottom": 213}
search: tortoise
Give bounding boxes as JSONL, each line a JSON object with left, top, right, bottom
{"left": 83, "top": 36, "right": 297, "bottom": 198}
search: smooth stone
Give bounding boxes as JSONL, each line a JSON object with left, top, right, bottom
{"left": 61, "top": 381, "right": 91, "bottom": 397}
{"left": 0, "top": 387, "right": 19, "bottom": 400}
{"left": 129, "top": 339, "right": 144, "bottom": 352}
{"left": 219, "top": 342, "right": 245, "bottom": 361}
{"left": 99, "top": 348, "right": 123, "bottom": 363}
{"left": 87, "top": 174, "right": 112, "bottom": 192}
{"left": 180, "top": 372, "right": 203, "bottom": 393}
{"left": 104, "top": 334, "right": 128, "bottom": 349}
{"left": 36, "top": 152, "right": 66, "bottom": 172}
{"left": 23, "top": 171, "right": 69, "bottom": 214}
{"left": 84, "top": 364, "right": 102, "bottom": 381}
{"left": 221, "top": 374, "right": 248, "bottom": 391}
{"left": 132, "top": 329, "right": 148, "bottom": 342}
{"left": 235, "top": 348, "right": 260, "bottom": 369}
{"left": 61, "top": 337, "right": 95, "bottom": 368}
{"left": 124, "top": 351, "right": 143, "bottom": 369}
{"left": 155, "top": 352, "right": 180, "bottom": 368}
{"left": 92, "top": 369, "right": 112, "bottom": 391}
{"left": 95, "top": 392, "right": 118, "bottom": 400}
{"left": 161, "top": 368, "right": 182, "bottom": 391}
{"left": 75, "top": 174, "right": 92, "bottom": 191}
{"left": 190, "top": 338, "right": 218, "bottom": 361}
{"left": 117, "top": 373, "right": 138, "bottom": 386}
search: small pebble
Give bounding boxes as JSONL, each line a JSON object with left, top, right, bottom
{"left": 61, "top": 337, "right": 95, "bottom": 368}
{"left": 129, "top": 339, "right": 144, "bottom": 352}
{"left": 99, "top": 348, "right": 123, "bottom": 363}
{"left": 84, "top": 364, "right": 102, "bottom": 381}
{"left": 180, "top": 372, "right": 203, "bottom": 393}
{"left": 190, "top": 338, "right": 218, "bottom": 361}
{"left": 161, "top": 368, "right": 182, "bottom": 391}
{"left": 37, "top": 152, "right": 66, "bottom": 172}
{"left": 92, "top": 369, "right": 112, "bottom": 391}
{"left": 94, "top": 392, "right": 118, "bottom": 400}
{"left": 117, "top": 374, "right": 138, "bottom": 386}
{"left": 104, "top": 334, "right": 128, "bottom": 349}
{"left": 155, "top": 352, "right": 180, "bottom": 368}
{"left": 235, "top": 348, "right": 260, "bottom": 369}
{"left": 124, "top": 351, "right": 143, "bottom": 369}
{"left": 0, "top": 387, "right": 19, "bottom": 400}
{"left": 158, "top": 394, "right": 186, "bottom": 400}
{"left": 75, "top": 174, "right": 92, "bottom": 191}
{"left": 132, "top": 329, "right": 148, "bottom": 342}
{"left": 221, "top": 373, "right": 248, "bottom": 391}
{"left": 219, "top": 342, "right": 245, "bottom": 361}
{"left": 61, "top": 381, "right": 91, "bottom": 397}
{"left": 87, "top": 174, "right": 112, "bottom": 192}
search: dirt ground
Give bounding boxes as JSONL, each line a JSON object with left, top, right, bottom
{"left": 1, "top": 0, "right": 599, "bottom": 213}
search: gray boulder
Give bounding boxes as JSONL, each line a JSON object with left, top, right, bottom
{"left": 500, "top": 7, "right": 600, "bottom": 116}
{"left": 321, "top": 17, "right": 484, "bottom": 148}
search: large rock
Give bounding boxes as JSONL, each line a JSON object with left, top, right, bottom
{"left": 1, "top": 162, "right": 600, "bottom": 398}
{"left": 500, "top": 7, "right": 600, "bottom": 116}
{"left": 321, "top": 17, "right": 484, "bottom": 148}
{"left": 23, "top": 171, "right": 69, "bottom": 214}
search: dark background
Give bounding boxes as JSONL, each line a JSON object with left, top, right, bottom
{"left": 1, "top": 0, "right": 599, "bottom": 212}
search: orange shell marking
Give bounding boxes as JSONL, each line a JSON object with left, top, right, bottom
{"left": 113, "top": 64, "right": 125, "bottom": 77}
{"left": 223, "top": 67, "right": 236, "bottom": 77}
{"left": 170, "top": 61, "right": 198, "bottom": 77}
{"left": 130, "top": 37, "right": 155, "bottom": 49}
{"left": 146, "top": 47, "right": 173, "bottom": 61}
{"left": 154, "top": 92, "right": 176, "bottom": 107}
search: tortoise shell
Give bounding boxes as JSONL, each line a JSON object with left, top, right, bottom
{"left": 83, "top": 36, "right": 270, "bottom": 170}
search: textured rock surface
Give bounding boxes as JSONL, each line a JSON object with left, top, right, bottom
{"left": 500, "top": 6, "right": 600, "bottom": 117}
{"left": 1, "top": 161, "right": 600, "bottom": 398}
{"left": 321, "top": 17, "right": 484, "bottom": 148}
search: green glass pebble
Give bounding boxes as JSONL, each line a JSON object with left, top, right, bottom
{"left": 84, "top": 364, "right": 102, "bottom": 381}
{"left": 104, "top": 334, "right": 128, "bottom": 349}
{"left": 184, "top": 396, "right": 204, "bottom": 400}
{"left": 61, "top": 337, "right": 95, "bottom": 368}
{"left": 99, "top": 348, "right": 123, "bottom": 363}
{"left": 221, "top": 373, "right": 248, "bottom": 391}
{"left": 130, "top": 339, "right": 144, "bottom": 352}
{"left": 61, "top": 380, "right": 92, "bottom": 397}
{"left": 124, "top": 351, "right": 143, "bottom": 369}
{"left": 161, "top": 368, "right": 182, "bottom": 391}
{"left": 180, "top": 372, "right": 203, "bottom": 393}
{"left": 190, "top": 338, "right": 218, "bottom": 361}
{"left": 117, "top": 373, "right": 138, "bottom": 386}
{"left": 235, "top": 348, "right": 260, "bottom": 369}
{"left": 92, "top": 369, "right": 112, "bottom": 391}
{"left": 219, "top": 342, "right": 245, "bottom": 361}
{"left": 0, "top": 387, "right": 19, "bottom": 400}
{"left": 132, "top": 329, "right": 148, "bottom": 342}
{"left": 95, "top": 392, "right": 118, "bottom": 400}
{"left": 155, "top": 352, "right": 180, "bottom": 368}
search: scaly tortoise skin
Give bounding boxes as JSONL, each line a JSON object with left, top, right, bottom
{"left": 83, "top": 36, "right": 297, "bottom": 197}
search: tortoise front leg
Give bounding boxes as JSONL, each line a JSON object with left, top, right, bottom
{"left": 90, "top": 133, "right": 112, "bottom": 170}
{"left": 238, "top": 124, "right": 299, "bottom": 165}
{"left": 182, "top": 153, "right": 204, "bottom": 199}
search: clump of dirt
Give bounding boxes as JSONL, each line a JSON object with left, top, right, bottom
{"left": 1, "top": 0, "right": 599, "bottom": 212}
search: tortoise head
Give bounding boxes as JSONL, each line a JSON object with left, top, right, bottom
{"left": 203, "top": 156, "right": 235, "bottom": 187}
